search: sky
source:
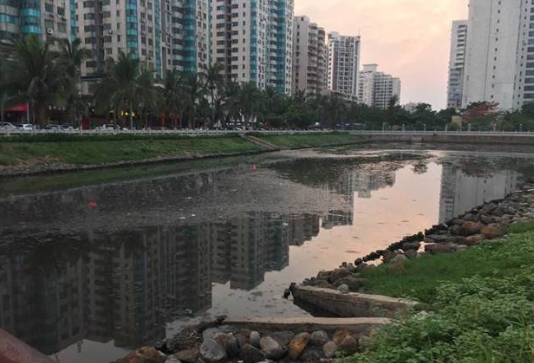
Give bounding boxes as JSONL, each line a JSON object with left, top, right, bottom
{"left": 294, "top": 0, "right": 469, "bottom": 110}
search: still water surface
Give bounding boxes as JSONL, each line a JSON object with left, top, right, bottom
{"left": 0, "top": 146, "right": 533, "bottom": 362}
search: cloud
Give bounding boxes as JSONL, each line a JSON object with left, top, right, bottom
{"left": 295, "top": 0, "right": 469, "bottom": 109}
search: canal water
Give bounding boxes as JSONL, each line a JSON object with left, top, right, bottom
{"left": 1, "top": 145, "right": 534, "bottom": 363}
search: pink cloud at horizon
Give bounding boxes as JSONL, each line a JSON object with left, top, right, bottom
{"left": 295, "top": 0, "right": 469, "bottom": 110}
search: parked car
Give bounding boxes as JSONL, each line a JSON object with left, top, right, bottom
{"left": 0, "top": 122, "right": 16, "bottom": 131}
{"left": 45, "top": 124, "right": 62, "bottom": 131}
{"left": 16, "top": 124, "right": 34, "bottom": 131}
{"left": 61, "top": 124, "right": 74, "bottom": 130}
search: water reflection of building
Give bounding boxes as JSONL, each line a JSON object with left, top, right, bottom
{"left": 0, "top": 211, "right": 320, "bottom": 355}
{"left": 323, "top": 168, "right": 396, "bottom": 228}
{"left": 210, "top": 212, "right": 320, "bottom": 290}
{"left": 0, "top": 253, "right": 85, "bottom": 355}
{"left": 439, "top": 163, "right": 519, "bottom": 223}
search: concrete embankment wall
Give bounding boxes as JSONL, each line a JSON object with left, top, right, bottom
{"left": 293, "top": 286, "right": 418, "bottom": 319}
{"left": 354, "top": 133, "right": 534, "bottom": 146}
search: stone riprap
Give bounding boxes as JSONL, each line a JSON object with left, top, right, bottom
{"left": 117, "top": 317, "right": 390, "bottom": 363}
{"left": 299, "top": 180, "right": 534, "bottom": 297}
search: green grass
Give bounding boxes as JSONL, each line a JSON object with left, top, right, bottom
{"left": 252, "top": 132, "right": 362, "bottom": 148}
{"left": 361, "top": 225, "right": 534, "bottom": 304}
{"left": 0, "top": 135, "right": 261, "bottom": 167}
{"left": 347, "top": 228, "right": 534, "bottom": 363}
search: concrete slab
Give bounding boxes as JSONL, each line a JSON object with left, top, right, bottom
{"left": 293, "top": 286, "right": 418, "bottom": 319}
{"left": 223, "top": 316, "right": 391, "bottom": 335}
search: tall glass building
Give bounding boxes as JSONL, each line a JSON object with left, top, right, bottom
{"left": 211, "top": 0, "right": 294, "bottom": 95}
{"left": 0, "top": 0, "right": 76, "bottom": 50}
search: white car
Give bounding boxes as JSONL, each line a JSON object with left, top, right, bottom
{"left": 16, "top": 124, "right": 34, "bottom": 131}
{"left": 0, "top": 122, "right": 16, "bottom": 131}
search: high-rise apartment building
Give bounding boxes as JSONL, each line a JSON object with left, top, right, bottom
{"left": 461, "top": 0, "right": 534, "bottom": 110}
{"left": 78, "top": 0, "right": 210, "bottom": 90}
{"left": 327, "top": 32, "right": 361, "bottom": 101}
{"left": 0, "top": 0, "right": 77, "bottom": 51}
{"left": 292, "top": 16, "right": 327, "bottom": 95}
{"left": 211, "top": 0, "right": 294, "bottom": 94}
{"left": 447, "top": 20, "right": 468, "bottom": 110}
{"left": 357, "top": 64, "right": 401, "bottom": 109}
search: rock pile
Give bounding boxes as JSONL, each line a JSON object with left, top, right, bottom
{"left": 119, "top": 326, "right": 372, "bottom": 363}
{"left": 303, "top": 181, "right": 534, "bottom": 292}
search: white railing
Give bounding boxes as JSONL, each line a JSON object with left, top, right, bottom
{"left": 1, "top": 128, "right": 534, "bottom": 137}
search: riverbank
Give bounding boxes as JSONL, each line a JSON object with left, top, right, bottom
{"left": 117, "top": 182, "right": 534, "bottom": 363}
{"left": 0, "top": 132, "right": 362, "bottom": 177}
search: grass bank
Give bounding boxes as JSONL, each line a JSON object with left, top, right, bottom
{"left": 0, "top": 134, "right": 261, "bottom": 167}
{"left": 348, "top": 222, "right": 534, "bottom": 363}
{"left": 252, "top": 132, "right": 361, "bottom": 148}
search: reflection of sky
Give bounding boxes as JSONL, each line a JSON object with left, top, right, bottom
{"left": 0, "top": 152, "right": 529, "bottom": 363}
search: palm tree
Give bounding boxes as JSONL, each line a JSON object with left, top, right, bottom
{"left": 11, "top": 35, "right": 68, "bottom": 124}
{"left": 59, "top": 38, "right": 91, "bottom": 125}
{"left": 202, "top": 63, "right": 225, "bottom": 127}
{"left": 182, "top": 73, "right": 206, "bottom": 128}
{"left": 324, "top": 94, "right": 346, "bottom": 129}
{"left": 239, "top": 83, "right": 262, "bottom": 129}
{"left": 94, "top": 51, "right": 140, "bottom": 129}
{"left": 136, "top": 68, "right": 158, "bottom": 128}
{"left": 221, "top": 80, "right": 241, "bottom": 128}
{"left": 0, "top": 55, "right": 11, "bottom": 123}
{"left": 161, "top": 69, "right": 184, "bottom": 128}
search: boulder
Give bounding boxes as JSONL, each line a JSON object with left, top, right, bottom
{"left": 322, "top": 342, "right": 338, "bottom": 359}
{"left": 332, "top": 330, "right": 351, "bottom": 346}
{"left": 338, "top": 336, "right": 359, "bottom": 355}
{"left": 288, "top": 332, "right": 310, "bottom": 360}
{"left": 390, "top": 254, "right": 408, "bottom": 264}
{"left": 309, "top": 331, "right": 329, "bottom": 347}
{"left": 402, "top": 241, "right": 421, "bottom": 251}
{"left": 202, "top": 328, "right": 222, "bottom": 341}
{"left": 327, "top": 268, "right": 351, "bottom": 284}
{"left": 268, "top": 331, "right": 294, "bottom": 346}
{"left": 317, "top": 270, "right": 331, "bottom": 281}
{"left": 175, "top": 349, "right": 200, "bottom": 363}
{"left": 259, "top": 336, "right": 286, "bottom": 360}
{"left": 425, "top": 243, "right": 457, "bottom": 255}
{"left": 449, "top": 225, "right": 462, "bottom": 236}
{"left": 120, "top": 347, "right": 166, "bottom": 363}
{"left": 313, "top": 280, "right": 336, "bottom": 289}
{"left": 337, "top": 284, "right": 349, "bottom": 294}
{"left": 300, "top": 347, "right": 324, "bottom": 362}
{"left": 199, "top": 339, "right": 227, "bottom": 363}
{"left": 213, "top": 333, "right": 239, "bottom": 358}
{"left": 480, "top": 225, "right": 504, "bottom": 239}
{"left": 460, "top": 221, "right": 481, "bottom": 236}
{"left": 239, "top": 344, "right": 266, "bottom": 363}
{"left": 464, "top": 234, "right": 485, "bottom": 246}
{"left": 333, "top": 276, "right": 365, "bottom": 291}
{"left": 249, "top": 331, "right": 261, "bottom": 348}
{"left": 404, "top": 249, "right": 418, "bottom": 259}
{"left": 363, "top": 264, "right": 376, "bottom": 272}
{"left": 382, "top": 250, "right": 395, "bottom": 263}
{"left": 425, "top": 234, "right": 451, "bottom": 243}
{"left": 456, "top": 245, "right": 469, "bottom": 252}
{"left": 235, "top": 333, "right": 247, "bottom": 350}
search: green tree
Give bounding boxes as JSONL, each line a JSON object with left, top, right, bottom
{"left": 59, "top": 38, "right": 91, "bottom": 125}
{"left": 136, "top": 68, "right": 158, "bottom": 128}
{"left": 239, "top": 83, "right": 262, "bottom": 129}
{"left": 202, "top": 63, "right": 225, "bottom": 127}
{"left": 161, "top": 69, "right": 184, "bottom": 128}
{"left": 182, "top": 73, "right": 207, "bottom": 129}
{"left": 11, "top": 35, "right": 69, "bottom": 124}
{"left": 94, "top": 51, "right": 140, "bottom": 129}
